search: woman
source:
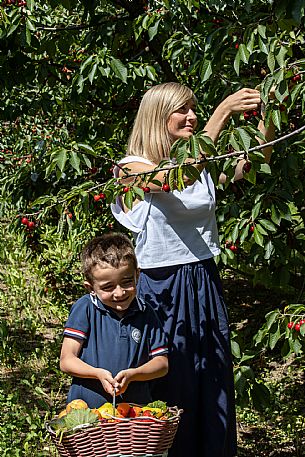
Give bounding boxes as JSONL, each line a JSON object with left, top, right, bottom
{"left": 111, "top": 82, "right": 274, "bottom": 457}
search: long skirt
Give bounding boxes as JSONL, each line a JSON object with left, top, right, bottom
{"left": 137, "top": 258, "right": 237, "bottom": 457}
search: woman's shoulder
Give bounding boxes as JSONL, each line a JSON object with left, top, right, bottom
{"left": 118, "top": 156, "right": 153, "bottom": 165}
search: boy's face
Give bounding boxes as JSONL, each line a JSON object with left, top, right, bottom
{"left": 84, "top": 261, "right": 139, "bottom": 315}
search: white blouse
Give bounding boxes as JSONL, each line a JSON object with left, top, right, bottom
{"left": 111, "top": 156, "right": 220, "bottom": 269}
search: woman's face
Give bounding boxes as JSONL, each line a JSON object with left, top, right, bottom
{"left": 167, "top": 99, "right": 198, "bottom": 141}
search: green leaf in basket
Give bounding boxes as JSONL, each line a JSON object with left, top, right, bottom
{"left": 146, "top": 400, "right": 167, "bottom": 412}
{"left": 63, "top": 409, "right": 99, "bottom": 431}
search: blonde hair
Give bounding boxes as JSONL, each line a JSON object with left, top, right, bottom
{"left": 127, "top": 82, "right": 196, "bottom": 163}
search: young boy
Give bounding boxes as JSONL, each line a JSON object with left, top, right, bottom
{"left": 60, "top": 233, "right": 168, "bottom": 408}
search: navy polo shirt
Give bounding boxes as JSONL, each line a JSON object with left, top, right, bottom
{"left": 63, "top": 294, "right": 168, "bottom": 408}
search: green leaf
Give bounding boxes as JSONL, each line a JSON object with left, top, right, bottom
{"left": 148, "top": 19, "right": 160, "bottom": 41}
{"left": 88, "top": 63, "right": 98, "bottom": 84}
{"left": 55, "top": 149, "right": 68, "bottom": 172}
{"left": 239, "top": 44, "right": 250, "bottom": 63}
{"left": 255, "top": 223, "right": 268, "bottom": 236}
{"left": 257, "top": 24, "right": 266, "bottom": 38}
{"left": 231, "top": 340, "right": 241, "bottom": 359}
{"left": 258, "top": 36, "right": 268, "bottom": 54}
{"left": 234, "top": 52, "right": 240, "bottom": 76}
{"left": 264, "top": 240, "right": 274, "bottom": 260}
{"left": 200, "top": 60, "right": 213, "bottom": 82}
{"left": 253, "top": 229, "right": 264, "bottom": 247}
{"left": 69, "top": 151, "right": 81, "bottom": 174}
{"left": 110, "top": 58, "right": 128, "bottom": 83}
{"left": 259, "top": 163, "right": 271, "bottom": 174}
{"left": 271, "top": 109, "right": 282, "bottom": 130}
{"left": 236, "top": 128, "right": 251, "bottom": 152}
{"left": 132, "top": 186, "right": 145, "bottom": 200}
{"left": 231, "top": 223, "right": 239, "bottom": 243}
{"left": 259, "top": 219, "right": 277, "bottom": 232}
{"left": 269, "top": 322, "right": 281, "bottom": 349}
{"left": 251, "top": 201, "right": 261, "bottom": 220}
{"left": 183, "top": 164, "right": 201, "bottom": 182}
{"left": 77, "top": 143, "right": 95, "bottom": 154}
{"left": 26, "top": 17, "right": 36, "bottom": 31}
{"left": 123, "top": 190, "right": 134, "bottom": 210}
{"left": 189, "top": 135, "right": 200, "bottom": 159}
{"left": 276, "top": 46, "right": 287, "bottom": 67}
{"left": 267, "top": 51, "right": 275, "bottom": 73}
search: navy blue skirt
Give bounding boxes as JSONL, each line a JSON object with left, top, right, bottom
{"left": 137, "top": 258, "right": 237, "bottom": 457}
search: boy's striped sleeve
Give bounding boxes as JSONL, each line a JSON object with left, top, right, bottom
{"left": 63, "top": 327, "right": 87, "bottom": 340}
{"left": 149, "top": 346, "right": 168, "bottom": 357}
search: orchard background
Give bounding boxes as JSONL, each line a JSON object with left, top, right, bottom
{"left": 1, "top": 0, "right": 305, "bottom": 455}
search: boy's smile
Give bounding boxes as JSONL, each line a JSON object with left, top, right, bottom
{"left": 85, "top": 261, "right": 139, "bottom": 316}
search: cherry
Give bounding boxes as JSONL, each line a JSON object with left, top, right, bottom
{"left": 27, "top": 221, "right": 35, "bottom": 230}
{"left": 252, "top": 110, "right": 258, "bottom": 116}
{"left": 123, "top": 187, "right": 130, "bottom": 193}
{"left": 292, "top": 74, "right": 301, "bottom": 82}
{"left": 243, "top": 161, "right": 252, "bottom": 173}
{"left": 294, "top": 323, "right": 301, "bottom": 332}
{"left": 249, "top": 224, "right": 255, "bottom": 233}
{"left": 142, "top": 186, "right": 150, "bottom": 193}
{"left": 229, "top": 245, "right": 238, "bottom": 252}
{"left": 243, "top": 111, "right": 251, "bottom": 120}
{"left": 67, "top": 213, "right": 73, "bottom": 219}
{"left": 21, "top": 217, "right": 29, "bottom": 225}
{"left": 287, "top": 322, "right": 294, "bottom": 329}
{"left": 162, "top": 184, "right": 170, "bottom": 192}
{"left": 93, "top": 194, "right": 101, "bottom": 202}
{"left": 234, "top": 43, "right": 239, "bottom": 49}
{"left": 99, "top": 193, "right": 106, "bottom": 199}
{"left": 299, "top": 319, "right": 305, "bottom": 325}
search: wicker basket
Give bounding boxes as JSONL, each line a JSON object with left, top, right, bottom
{"left": 46, "top": 407, "right": 182, "bottom": 457}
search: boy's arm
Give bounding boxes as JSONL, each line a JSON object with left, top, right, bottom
{"left": 60, "top": 336, "right": 116, "bottom": 395}
{"left": 114, "top": 355, "right": 168, "bottom": 395}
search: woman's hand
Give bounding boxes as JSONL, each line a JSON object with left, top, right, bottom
{"left": 204, "top": 88, "right": 261, "bottom": 143}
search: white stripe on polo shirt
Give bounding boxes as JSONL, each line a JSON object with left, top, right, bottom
{"left": 149, "top": 347, "right": 168, "bottom": 356}
{"left": 64, "top": 328, "right": 87, "bottom": 339}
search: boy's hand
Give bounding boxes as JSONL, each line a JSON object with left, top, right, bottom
{"left": 114, "top": 368, "right": 136, "bottom": 395}
{"left": 96, "top": 368, "right": 117, "bottom": 395}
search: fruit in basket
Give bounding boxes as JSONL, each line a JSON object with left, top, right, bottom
{"left": 129, "top": 406, "right": 142, "bottom": 417}
{"left": 91, "top": 408, "right": 103, "bottom": 419}
{"left": 117, "top": 402, "right": 131, "bottom": 417}
{"left": 66, "top": 399, "right": 88, "bottom": 413}
{"left": 97, "top": 402, "right": 118, "bottom": 418}
{"left": 57, "top": 409, "right": 67, "bottom": 419}
{"left": 142, "top": 407, "right": 163, "bottom": 418}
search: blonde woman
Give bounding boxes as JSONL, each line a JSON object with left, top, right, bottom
{"left": 111, "top": 82, "right": 274, "bottom": 457}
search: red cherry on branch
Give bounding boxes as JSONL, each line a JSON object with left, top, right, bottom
{"left": 142, "top": 186, "right": 150, "bottom": 193}
{"left": 93, "top": 194, "right": 101, "bottom": 201}
{"left": 123, "top": 187, "right": 130, "bottom": 193}
{"left": 21, "top": 217, "right": 29, "bottom": 225}
{"left": 294, "top": 323, "right": 301, "bottom": 331}
{"left": 229, "top": 245, "right": 238, "bottom": 252}
{"left": 27, "top": 221, "right": 35, "bottom": 230}
{"left": 243, "top": 161, "right": 252, "bottom": 173}
{"left": 99, "top": 193, "right": 106, "bottom": 200}
{"left": 287, "top": 322, "right": 294, "bottom": 329}
{"left": 162, "top": 184, "right": 170, "bottom": 192}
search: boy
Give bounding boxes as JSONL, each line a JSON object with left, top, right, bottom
{"left": 60, "top": 233, "right": 168, "bottom": 408}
